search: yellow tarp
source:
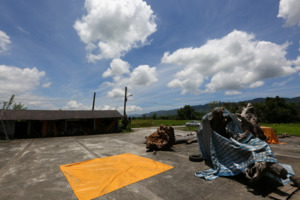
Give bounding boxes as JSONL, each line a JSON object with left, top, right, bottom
{"left": 60, "top": 153, "right": 173, "bottom": 200}
{"left": 261, "top": 126, "right": 285, "bottom": 144}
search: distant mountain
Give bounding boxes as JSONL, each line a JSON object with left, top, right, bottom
{"left": 285, "top": 96, "right": 300, "bottom": 109}
{"left": 143, "top": 108, "right": 178, "bottom": 118}
{"left": 134, "top": 96, "right": 300, "bottom": 117}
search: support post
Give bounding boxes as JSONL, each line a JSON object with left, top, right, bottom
{"left": 92, "top": 92, "right": 96, "bottom": 111}
{"left": 123, "top": 87, "right": 127, "bottom": 117}
{"left": 122, "top": 87, "right": 129, "bottom": 130}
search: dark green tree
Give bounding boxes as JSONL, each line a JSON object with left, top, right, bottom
{"left": 209, "top": 101, "right": 220, "bottom": 110}
{"left": 254, "top": 96, "right": 298, "bottom": 123}
{"left": 194, "top": 111, "right": 205, "bottom": 120}
{"left": 222, "top": 102, "right": 247, "bottom": 114}
{"left": 177, "top": 105, "right": 195, "bottom": 120}
{"left": 152, "top": 113, "right": 157, "bottom": 120}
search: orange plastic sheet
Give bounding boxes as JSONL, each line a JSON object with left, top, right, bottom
{"left": 60, "top": 153, "right": 173, "bottom": 200}
{"left": 261, "top": 126, "right": 285, "bottom": 144}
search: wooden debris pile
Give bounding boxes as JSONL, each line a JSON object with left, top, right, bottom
{"left": 145, "top": 125, "right": 175, "bottom": 152}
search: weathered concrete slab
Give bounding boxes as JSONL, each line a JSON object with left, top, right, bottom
{"left": 0, "top": 127, "right": 299, "bottom": 200}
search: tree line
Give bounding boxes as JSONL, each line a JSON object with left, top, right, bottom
{"left": 136, "top": 96, "right": 300, "bottom": 123}
{"left": 222, "top": 96, "right": 299, "bottom": 123}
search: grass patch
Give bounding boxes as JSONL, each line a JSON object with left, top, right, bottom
{"left": 130, "top": 119, "right": 188, "bottom": 128}
{"left": 176, "top": 126, "right": 199, "bottom": 132}
{"left": 129, "top": 120, "right": 300, "bottom": 137}
{"left": 261, "top": 123, "right": 300, "bottom": 137}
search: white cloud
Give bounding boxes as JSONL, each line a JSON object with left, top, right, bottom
{"left": 292, "top": 56, "right": 300, "bottom": 76}
{"left": 103, "top": 59, "right": 158, "bottom": 96}
{"left": 63, "top": 101, "right": 126, "bottom": 111}
{"left": 126, "top": 105, "right": 142, "bottom": 113}
{"left": 102, "top": 59, "right": 157, "bottom": 113}
{"left": 293, "top": 56, "right": 300, "bottom": 67}
{"left": 42, "top": 82, "right": 52, "bottom": 88}
{"left": 129, "top": 65, "right": 157, "bottom": 86}
{"left": 15, "top": 93, "right": 57, "bottom": 110}
{"left": 0, "top": 30, "right": 11, "bottom": 54}
{"left": 107, "top": 88, "right": 124, "bottom": 98}
{"left": 99, "top": 58, "right": 158, "bottom": 117}
{"left": 0, "top": 65, "right": 45, "bottom": 96}
{"left": 102, "top": 105, "right": 142, "bottom": 114}
{"left": 273, "top": 77, "right": 294, "bottom": 87}
{"left": 74, "top": 0, "right": 157, "bottom": 62}
{"left": 63, "top": 100, "right": 91, "bottom": 110}
{"left": 26, "top": 101, "right": 55, "bottom": 110}
{"left": 103, "top": 58, "right": 130, "bottom": 78}
{"left": 17, "top": 26, "right": 30, "bottom": 35}
{"left": 249, "top": 81, "right": 264, "bottom": 88}
{"left": 162, "top": 30, "right": 298, "bottom": 95}
{"left": 225, "top": 90, "right": 242, "bottom": 95}
{"left": 167, "top": 69, "right": 206, "bottom": 94}
{"left": 101, "top": 105, "right": 116, "bottom": 110}
{"left": 278, "top": 0, "right": 300, "bottom": 27}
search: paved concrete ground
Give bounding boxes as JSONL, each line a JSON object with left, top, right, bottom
{"left": 0, "top": 127, "right": 299, "bottom": 200}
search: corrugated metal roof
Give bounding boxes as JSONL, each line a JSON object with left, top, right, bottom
{"left": 0, "top": 110, "right": 123, "bottom": 121}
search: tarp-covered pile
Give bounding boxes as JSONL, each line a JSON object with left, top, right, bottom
{"left": 195, "top": 108, "right": 294, "bottom": 185}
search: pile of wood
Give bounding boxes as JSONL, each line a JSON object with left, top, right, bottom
{"left": 237, "top": 103, "right": 266, "bottom": 141}
{"left": 145, "top": 125, "right": 175, "bottom": 152}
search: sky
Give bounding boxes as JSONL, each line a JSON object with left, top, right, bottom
{"left": 0, "top": 0, "right": 300, "bottom": 115}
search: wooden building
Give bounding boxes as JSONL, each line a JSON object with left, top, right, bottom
{"left": 0, "top": 110, "right": 122, "bottom": 139}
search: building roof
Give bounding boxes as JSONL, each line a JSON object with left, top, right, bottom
{"left": 0, "top": 110, "right": 123, "bottom": 121}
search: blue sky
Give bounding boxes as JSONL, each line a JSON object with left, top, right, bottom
{"left": 0, "top": 0, "right": 300, "bottom": 115}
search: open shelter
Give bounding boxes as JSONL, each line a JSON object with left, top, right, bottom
{"left": 0, "top": 109, "right": 122, "bottom": 139}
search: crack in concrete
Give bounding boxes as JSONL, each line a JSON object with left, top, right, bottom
{"left": 75, "top": 139, "right": 100, "bottom": 158}
{"left": 0, "top": 139, "right": 35, "bottom": 179}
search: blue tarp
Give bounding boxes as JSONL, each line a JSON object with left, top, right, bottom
{"left": 195, "top": 108, "right": 294, "bottom": 185}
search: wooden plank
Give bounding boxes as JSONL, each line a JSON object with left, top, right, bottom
{"left": 268, "top": 184, "right": 298, "bottom": 200}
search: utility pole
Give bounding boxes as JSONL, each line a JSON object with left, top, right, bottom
{"left": 122, "top": 87, "right": 128, "bottom": 130}
{"left": 122, "top": 87, "right": 133, "bottom": 130}
{"left": 123, "top": 87, "right": 127, "bottom": 117}
{"left": 92, "top": 92, "right": 96, "bottom": 111}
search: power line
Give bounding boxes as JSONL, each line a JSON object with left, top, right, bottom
{"left": 0, "top": 93, "right": 117, "bottom": 103}
{"left": 130, "top": 99, "right": 182, "bottom": 107}
{"left": 0, "top": 92, "right": 187, "bottom": 109}
{"left": 0, "top": 98, "right": 89, "bottom": 102}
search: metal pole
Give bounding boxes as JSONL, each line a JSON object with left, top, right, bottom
{"left": 123, "top": 87, "right": 127, "bottom": 117}
{"left": 92, "top": 92, "right": 96, "bottom": 111}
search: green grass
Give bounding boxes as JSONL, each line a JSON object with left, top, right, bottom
{"left": 130, "top": 119, "right": 188, "bottom": 128}
{"left": 261, "top": 123, "right": 300, "bottom": 136}
{"left": 129, "top": 120, "right": 300, "bottom": 136}
{"left": 178, "top": 126, "right": 199, "bottom": 131}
